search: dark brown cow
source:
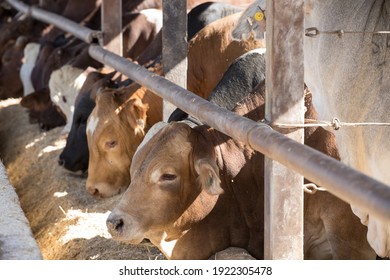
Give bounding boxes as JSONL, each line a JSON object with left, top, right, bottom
{"left": 20, "top": 88, "right": 66, "bottom": 130}
{"left": 0, "top": 0, "right": 64, "bottom": 49}
{"left": 31, "top": 37, "right": 105, "bottom": 93}
{"left": 23, "top": 6, "right": 161, "bottom": 130}
{"left": 0, "top": 0, "right": 91, "bottom": 100}
{"left": 39, "top": 0, "right": 100, "bottom": 43}
{"left": 0, "top": 17, "right": 46, "bottom": 99}
{"left": 0, "top": 36, "right": 28, "bottom": 99}
{"left": 121, "top": 10, "right": 162, "bottom": 59}
{"left": 106, "top": 85, "right": 376, "bottom": 260}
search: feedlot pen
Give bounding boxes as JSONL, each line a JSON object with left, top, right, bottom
{"left": 1, "top": 0, "right": 390, "bottom": 260}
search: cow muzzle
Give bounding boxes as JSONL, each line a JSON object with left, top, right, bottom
{"left": 86, "top": 181, "right": 124, "bottom": 198}
{"left": 106, "top": 213, "right": 124, "bottom": 237}
{"left": 106, "top": 212, "right": 144, "bottom": 244}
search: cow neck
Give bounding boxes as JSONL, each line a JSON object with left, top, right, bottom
{"left": 168, "top": 124, "right": 263, "bottom": 259}
{"left": 172, "top": 126, "right": 220, "bottom": 230}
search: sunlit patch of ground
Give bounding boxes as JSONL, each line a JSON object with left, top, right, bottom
{"left": 0, "top": 98, "right": 164, "bottom": 260}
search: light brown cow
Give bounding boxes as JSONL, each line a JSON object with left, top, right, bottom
{"left": 86, "top": 72, "right": 163, "bottom": 197}
{"left": 187, "top": 12, "right": 263, "bottom": 99}
{"left": 106, "top": 84, "right": 375, "bottom": 260}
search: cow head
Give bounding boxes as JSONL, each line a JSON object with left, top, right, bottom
{"left": 106, "top": 122, "right": 223, "bottom": 258}
{"left": 59, "top": 93, "right": 95, "bottom": 173}
{"left": 86, "top": 85, "right": 149, "bottom": 198}
{"left": 20, "top": 87, "right": 66, "bottom": 130}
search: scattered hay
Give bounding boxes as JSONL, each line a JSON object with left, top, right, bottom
{"left": 0, "top": 98, "right": 164, "bottom": 260}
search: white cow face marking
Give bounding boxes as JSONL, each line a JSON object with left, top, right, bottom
{"left": 87, "top": 113, "right": 99, "bottom": 136}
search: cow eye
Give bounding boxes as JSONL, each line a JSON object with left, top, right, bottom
{"left": 160, "top": 173, "right": 177, "bottom": 181}
{"left": 106, "top": 140, "right": 117, "bottom": 149}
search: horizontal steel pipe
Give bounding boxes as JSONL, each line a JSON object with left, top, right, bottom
{"left": 89, "top": 44, "right": 390, "bottom": 223}
{"left": 5, "top": 0, "right": 29, "bottom": 14}
{"left": 6, "top": 0, "right": 101, "bottom": 43}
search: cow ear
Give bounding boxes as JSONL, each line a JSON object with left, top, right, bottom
{"left": 95, "top": 86, "right": 104, "bottom": 97}
{"left": 123, "top": 98, "right": 149, "bottom": 136}
{"left": 194, "top": 158, "right": 223, "bottom": 196}
{"left": 231, "top": 1, "right": 266, "bottom": 41}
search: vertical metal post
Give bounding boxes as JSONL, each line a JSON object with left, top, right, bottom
{"left": 264, "top": 0, "right": 305, "bottom": 259}
{"left": 162, "top": 0, "right": 188, "bottom": 121}
{"left": 101, "top": 0, "right": 123, "bottom": 57}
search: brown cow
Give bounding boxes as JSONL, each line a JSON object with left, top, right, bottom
{"left": 0, "top": 0, "right": 97, "bottom": 100}
{"left": 135, "top": 1, "right": 245, "bottom": 67}
{"left": 39, "top": 0, "right": 101, "bottom": 43}
{"left": 86, "top": 69, "right": 163, "bottom": 197}
{"left": 85, "top": 12, "right": 263, "bottom": 198}
{"left": 20, "top": 87, "right": 67, "bottom": 130}
{"left": 0, "top": 4, "right": 50, "bottom": 100}
{"left": 187, "top": 12, "right": 263, "bottom": 99}
{"left": 0, "top": 36, "right": 29, "bottom": 99}
{"left": 121, "top": 9, "right": 162, "bottom": 59}
{"left": 106, "top": 84, "right": 375, "bottom": 260}
{"left": 23, "top": 7, "right": 161, "bottom": 130}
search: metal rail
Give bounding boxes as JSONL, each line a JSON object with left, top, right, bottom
{"left": 6, "top": 0, "right": 390, "bottom": 224}
{"left": 6, "top": 0, "right": 101, "bottom": 43}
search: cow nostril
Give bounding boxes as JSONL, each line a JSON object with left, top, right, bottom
{"left": 107, "top": 217, "right": 124, "bottom": 233}
{"left": 58, "top": 158, "right": 65, "bottom": 166}
{"left": 87, "top": 186, "right": 101, "bottom": 197}
{"left": 115, "top": 218, "right": 124, "bottom": 232}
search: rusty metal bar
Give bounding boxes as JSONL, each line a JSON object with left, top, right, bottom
{"left": 88, "top": 44, "right": 390, "bottom": 224}
{"left": 6, "top": 0, "right": 102, "bottom": 43}
{"left": 264, "top": 0, "right": 305, "bottom": 260}
{"left": 162, "top": 0, "right": 188, "bottom": 121}
{"left": 101, "top": 0, "right": 123, "bottom": 56}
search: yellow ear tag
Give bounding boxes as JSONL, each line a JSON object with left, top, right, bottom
{"left": 254, "top": 11, "right": 264, "bottom": 21}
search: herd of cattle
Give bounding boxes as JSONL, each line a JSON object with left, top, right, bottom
{"left": 0, "top": 0, "right": 389, "bottom": 260}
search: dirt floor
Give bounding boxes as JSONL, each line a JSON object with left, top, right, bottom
{"left": 0, "top": 98, "right": 164, "bottom": 260}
